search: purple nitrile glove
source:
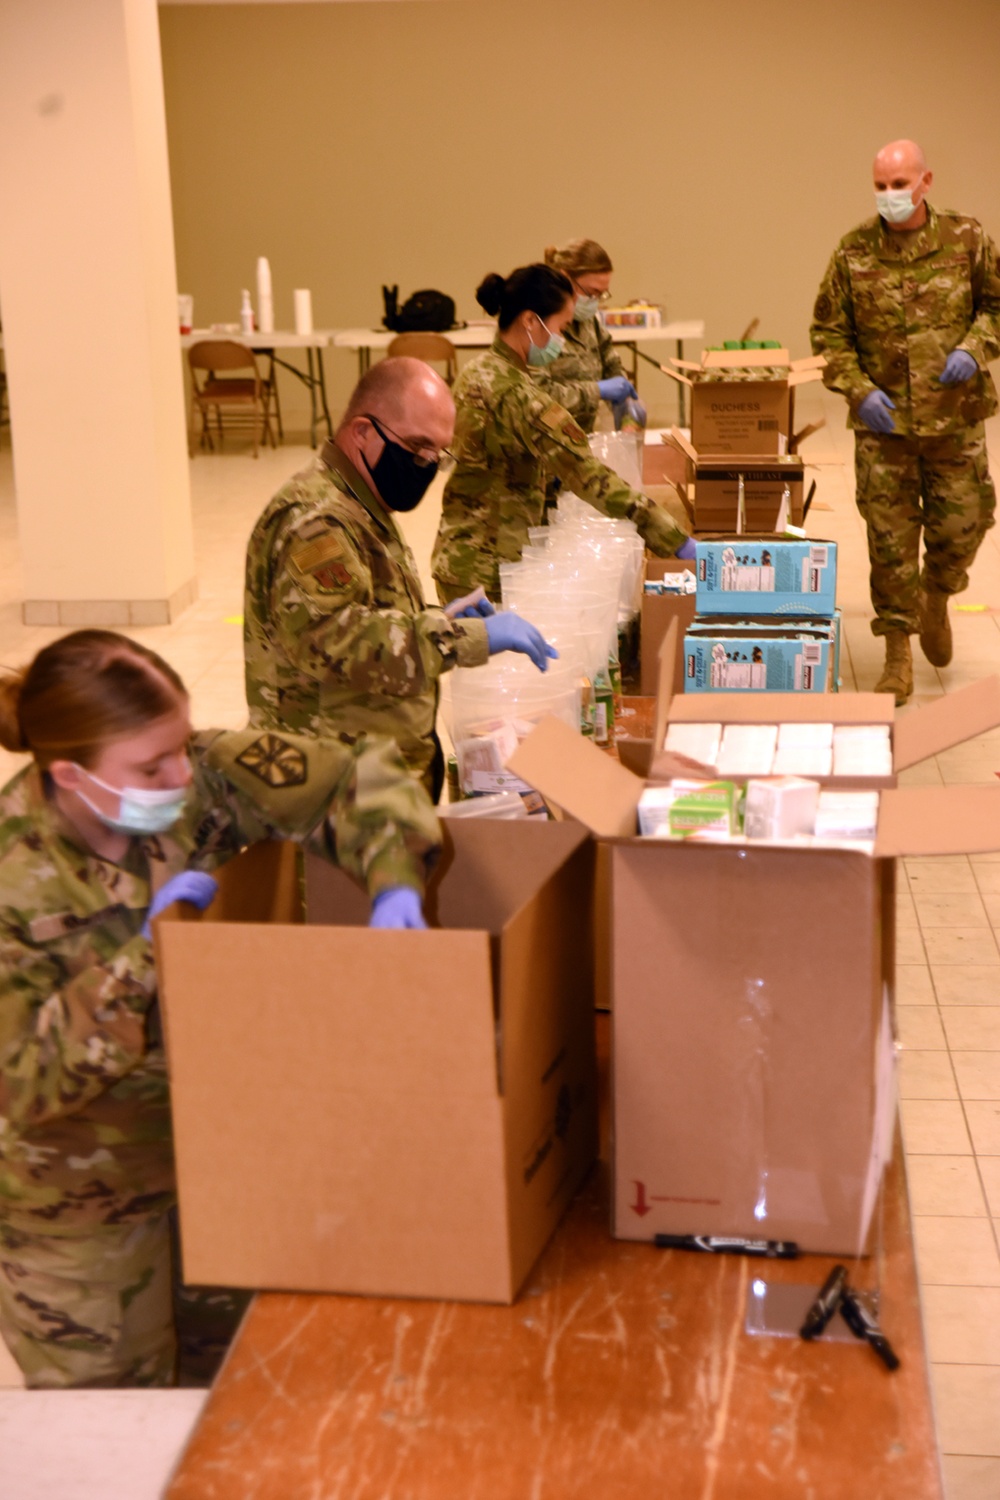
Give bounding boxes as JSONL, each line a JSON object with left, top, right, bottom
{"left": 858, "top": 390, "right": 896, "bottom": 434}
{"left": 676, "top": 537, "right": 698, "bottom": 560}
{"left": 369, "top": 887, "right": 427, "bottom": 930}
{"left": 142, "top": 870, "right": 218, "bottom": 938}
{"left": 939, "top": 349, "right": 977, "bottom": 386}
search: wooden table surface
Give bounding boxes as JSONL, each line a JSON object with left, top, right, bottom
{"left": 167, "top": 1020, "right": 941, "bottom": 1500}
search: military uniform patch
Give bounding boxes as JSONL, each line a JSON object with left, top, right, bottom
{"left": 234, "top": 734, "right": 308, "bottom": 788}
{"left": 813, "top": 293, "right": 832, "bottom": 322}
{"left": 538, "top": 403, "right": 565, "bottom": 432}
{"left": 310, "top": 560, "right": 352, "bottom": 592}
{"left": 559, "top": 416, "right": 586, "bottom": 445}
{"left": 290, "top": 532, "right": 344, "bottom": 574}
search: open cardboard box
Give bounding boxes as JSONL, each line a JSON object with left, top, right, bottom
{"left": 508, "top": 627, "right": 1000, "bottom": 1253}
{"left": 657, "top": 428, "right": 806, "bottom": 533}
{"left": 661, "top": 350, "right": 826, "bottom": 456}
{"left": 154, "top": 819, "right": 598, "bottom": 1305}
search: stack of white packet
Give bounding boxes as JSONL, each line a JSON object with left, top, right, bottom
{"left": 664, "top": 721, "right": 722, "bottom": 766}
{"left": 772, "top": 722, "right": 834, "bottom": 777}
{"left": 717, "top": 723, "right": 778, "bottom": 776}
{"left": 833, "top": 724, "right": 893, "bottom": 777}
{"left": 814, "top": 790, "right": 881, "bottom": 840}
{"left": 744, "top": 777, "right": 821, "bottom": 839}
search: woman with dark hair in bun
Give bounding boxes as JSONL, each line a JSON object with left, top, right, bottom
{"left": 0, "top": 630, "right": 438, "bottom": 1388}
{"left": 431, "top": 263, "right": 692, "bottom": 603}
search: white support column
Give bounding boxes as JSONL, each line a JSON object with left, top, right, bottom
{"left": 0, "top": 0, "right": 196, "bottom": 627}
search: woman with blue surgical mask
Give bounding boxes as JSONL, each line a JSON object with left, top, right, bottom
{"left": 536, "top": 239, "right": 642, "bottom": 433}
{"left": 0, "top": 629, "right": 438, "bottom": 1388}
{"left": 432, "top": 262, "right": 692, "bottom": 602}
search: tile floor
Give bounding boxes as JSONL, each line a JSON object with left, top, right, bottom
{"left": 1, "top": 385, "right": 999, "bottom": 1498}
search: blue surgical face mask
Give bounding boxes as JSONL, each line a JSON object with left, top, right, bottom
{"left": 575, "top": 294, "right": 600, "bottom": 321}
{"left": 875, "top": 187, "right": 920, "bottom": 225}
{"left": 526, "top": 315, "right": 565, "bottom": 368}
{"left": 74, "top": 764, "right": 189, "bottom": 836}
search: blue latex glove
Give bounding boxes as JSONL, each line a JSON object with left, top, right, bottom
{"left": 598, "top": 376, "right": 637, "bottom": 403}
{"left": 484, "top": 613, "right": 559, "bottom": 673}
{"left": 939, "top": 349, "right": 977, "bottom": 386}
{"left": 676, "top": 537, "right": 698, "bottom": 561}
{"left": 443, "top": 585, "right": 496, "bottom": 620}
{"left": 142, "top": 870, "right": 218, "bottom": 938}
{"left": 370, "top": 887, "right": 427, "bottom": 930}
{"left": 858, "top": 389, "right": 896, "bottom": 435}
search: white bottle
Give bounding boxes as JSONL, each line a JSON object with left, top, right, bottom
{"left": 240, "top": 289, "right": 254, "bottom": 336}
{"left": 256, "top": 256, "right": 274, "bottom": 334}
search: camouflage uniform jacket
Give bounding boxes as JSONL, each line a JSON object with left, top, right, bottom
{"left": 0, "top": 728, "right": 439, "bottom": 1233}
{"left": 810, "top": 205, "right": 1000, "bottom": 437}
{"left": 431, "top": 336, "right": 688, "bottom": 596}
{"left": 245, "top": 444, "right": 489, "bottom": 780}
{"left": 534, "top": 314, "right": 626, "bottom": 431}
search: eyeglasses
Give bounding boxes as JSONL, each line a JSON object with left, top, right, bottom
{"left": 574, "top": 285, "right": 612, "bottom": 304}
{"left": 363, "top": 414, "right": 454, "bottom": 468}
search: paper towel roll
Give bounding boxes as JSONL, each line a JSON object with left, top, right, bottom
{"left": 294, "top": 288, "right": 313, "bottom": 337}
{"left": 256, "top": 256, "right": 274, "bottom": 334}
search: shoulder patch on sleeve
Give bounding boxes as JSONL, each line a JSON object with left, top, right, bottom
{"left": 234, "top": 734, "right": 308, "bottom": 788}
{"left": 290, "top": 532, "right": 344, "bottom": 573}
{"left": 537, "top": 402, "right": 587, "bottom": 445}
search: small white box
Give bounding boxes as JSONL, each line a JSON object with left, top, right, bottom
{"left": 815, "top": 790, "right": 881, "bottom": 840}
{"left": 744, "top": 778, "right": 821, "bottom": 840}
{"left": 772, "top": 745, "right": 833, "bottom": 777}
{"left": 777, "top": 722, "right": 834, "bottom": 750}
{"left": 833, "top": 724, "right": 892, "bottom": 777}
{"left": 664, "top": 721, "right": 722, "bottom": 766}
{"left": 717, "top": 723, "right": 778, "bottom": 777}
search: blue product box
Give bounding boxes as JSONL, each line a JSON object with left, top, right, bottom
{"left": 695, "top": 538, "right": 837, "bottom": 617}
{"left": 687, "top": 611, "right": 843, "bottom": 691}
{"left": 683, "top": 623, "right": 834, "bottom": 693}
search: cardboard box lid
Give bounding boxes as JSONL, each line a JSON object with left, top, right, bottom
{"left": 892, "top": 677, "right": 1000, "bottom": 770}
{"left": 876, "top": 786, "right": 1000, "bottom": 857}
{"left": 508, "top": 716, "right": 643, "bottom": 837}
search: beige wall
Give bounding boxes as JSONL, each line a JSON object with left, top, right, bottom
{"left": 159, "top": 0, "right": 1000, "bottom": 431}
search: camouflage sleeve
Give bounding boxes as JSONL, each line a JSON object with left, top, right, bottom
{"left": 270, "top": 521, "right": 488, "bottom": 696}
{"left": 596, "top": 320, "right": 627, "bottom": 381}
{"left": 524, "top": 396, "right": 689, "bottom": 556}
{"left": 192, "top": 729, "right": 440, "bottom": 898}
{"left": 0, "top": 916, "right": 152, "bottom": 1130}
{"left": 810, "top": 248, "right": 877, "bottom": 412}
{"left": 959, "top": 226, "right": 1000, "bottom": 370}
{"left": 534, "top": 366, "right": 601, "bottom": 428}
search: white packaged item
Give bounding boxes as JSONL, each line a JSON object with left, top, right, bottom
{"left": 833, "top": 724, "right": 893, "bottom": 777}
{"left": 293, "top": 288, "right": 313, "bottom": 336}
{"left": 256, "top": 255, "right": 274, "bottom": 334}
{"left": 637, "top": 785, "right": 685, "bottom": 836}
{"left": 814, "top": 791, "right": 881, "bottom": 841}
{"left": 744, "top": 778, "right": 820, "bottom": 840}
{"left": 664, "top": 721, "right": 722, "bottom": 766}
{"left": 439, "top": 792, "right": 527, "bottom": 821}
{"left": 777, "top": 722, "right": 834, "bottom": 750}
{"left": 772, "top": 745, "right": 833, "bottom": 777}
{"left": 716, "top": 723, "right": 778, "bottom": 777}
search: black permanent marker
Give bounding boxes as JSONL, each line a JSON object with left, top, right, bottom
{"left": 799, "top": 1264, "right": 848, "bottom": 1340}
{"left": 653, "top": 1233, "right": 800, "bottom": 1260}
{"left": 839, "top": 1287, "right": 901, "bottom": 1371}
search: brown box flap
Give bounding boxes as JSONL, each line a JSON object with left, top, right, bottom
{"left": 787, "top": 367, "right": 825, "bottom": 388}
{"left": 666, "top": 426, "right": 698, "bottom": 461}
{"left": 790, "top": 354, "right": 827, "bottom": 373}
{"left": 875, "top": 786, "right": 1000, "bottom": 856}
{"left": 660, "top": 364, "right": 694, "bottom": 387}
{"left": 507, "top": 717, "right": 642, "bottom": 837}
{"left": 893, "top": 675, "right": 1000, "bottom": 770}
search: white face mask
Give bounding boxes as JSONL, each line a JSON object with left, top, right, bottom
{"left": 875, "top": 187, "right": 921, "bottom": 225}
{"left": 73, "top": 764, "right": 188, "bottom": 835}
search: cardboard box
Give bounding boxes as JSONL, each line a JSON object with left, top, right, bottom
{"left": 688, "top": 611, "right": 843, "bottom": 693}
{"left": 683, "top": 622, "right": 833, "bottom": 693}
{"left": 155, "top": 820, "right": 598, "bottom": 1304}
{"left": 643, "top": 428, "right": 694, "bottom": 490}
{"left": 640, "top": 557, "right": 698, "bottom": 696}
{"left": 693, "top": 455, "right": 804, "bottom": 532}
{"left": 507, "top": 629, "right": 1000, "bottom": 1253}
{"left": 662, "top": 349, "right": 826, "bottom": 456}
{"left": 696, "top": 537, "right": 837, "bottom": 617}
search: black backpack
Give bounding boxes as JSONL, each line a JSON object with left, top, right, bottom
{"left": 382, "top": 285, "right": 457, "bottom": 333}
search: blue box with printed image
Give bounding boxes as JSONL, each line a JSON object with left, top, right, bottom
{"left": 695, "top": 538, "right": 837, "bottom": 617}
{"left": 683, "top": 618, "right": 837, "bottom": 693}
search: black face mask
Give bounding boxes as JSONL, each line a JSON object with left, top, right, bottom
{"left": 360, "top": 415, "right": 439, "bottom": 513}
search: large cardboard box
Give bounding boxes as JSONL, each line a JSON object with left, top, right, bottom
{"left": 696, "top": 536, "right": 837, "bottom": 617}
{"left": 683, "top": 617, "right": 835, "bottom": 693}
{"left": 509, "top": 634, "right": 1000, "bottom": 1253}
{"left": 692, "top": 455, "right": 804, "bottom": 532}
{"left": 662, "top": 349, "right": 826, "bottom": 456}
{"left": 155, "top": 820, "right": 598, "bottom": 1304}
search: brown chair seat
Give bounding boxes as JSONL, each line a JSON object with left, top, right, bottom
{"left": 187, "top": 339, "right": 278, "bottom": 458}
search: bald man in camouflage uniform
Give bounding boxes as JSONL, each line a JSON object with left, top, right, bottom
{"left": 0, "top": 727, "right": 438, "bottom": 1386}
{"left": 811, "top": 138, "right": 1000, "bottom": 702}
{"left": 431, "top": 334, "right": 688, "bottom": 601}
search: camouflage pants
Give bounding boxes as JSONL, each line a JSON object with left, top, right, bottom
{"left": 0, "top": 1216, "right": 175, "bottom": 1388}
{"left": 854, "top": 425, "right": 996, "bottom": 636}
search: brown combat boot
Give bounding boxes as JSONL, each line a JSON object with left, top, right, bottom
{"left": 875, "top": 631, "right": 913, "bottom": 705}
{"left": 919, "top": 590, "right": 953, "bottom": 667}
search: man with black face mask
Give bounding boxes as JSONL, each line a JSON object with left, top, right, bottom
{"left": 244, "top": 357, "right": 556, "bottom": 799}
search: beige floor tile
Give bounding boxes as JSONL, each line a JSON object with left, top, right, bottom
{"left": 914, "top": 1218, "right": 1000, "bottom": 1286}
{"left": 906, "top": 1156, "right": 988, "bottom": 1216}
{"left": 922, "top": 1286, "right": 1000, "bottom": 1362}
{"left": 980, "top": 1159, "right": 1000, "bottom": 1217}
{"left": 933, "top": 1365, "right": 1000, "bottom": 1456}
{"left": 907, "top": 860, "right": 978, "bottom": 896}
{"left": 941, "top": 1455, "right": 1000, "bottom": 1500}
{"left": 897, "top": 1005, "right": 946, "bottom": 1050}
{"left": 923, "top": 929, "right": 1000, "bottom": 967}
{"left": 897, "top": 758, "right": 945, "bottom": 787}
{"left": 980, "top": 893, "right": 1000, "bottom": 926}
{"left": 942, "top": 1010, "right": 1000, "bottom": 1050}
{"left": 898, "top": 927, "right": 929, "bottom": 964}
{"left": 896, "top": 891, "right": 919, "bottom": 929}
{"left": 932, "top": 968, "right": 1000, "bottom": 1006}
{"left": 900, "top": 1099, "right": 971, "bottom": 1153}
{"left": 973, "top": 865, "right": 1000, "bottom": 895}
{"left": 899, "top": 1051, "right": 959, "bottom": 1100}
{"left": 898, "top": 965, "right": 937, "bottom": 1003}
{"left": 952, "top": 1053, "right": 1000, "bottom": 1101}
{"left": 965, "top": 1103, "right": 1000, "bottom": 1155}
{"left": 915, "top": 893, "right": 990, "bottom": 929}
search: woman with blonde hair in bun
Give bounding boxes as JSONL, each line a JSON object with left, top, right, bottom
{"left": 538, "top": 238, "right": 642, "bottom": 432}
{"left": 0, "top": 629, "right": 437, "bottom": 1387}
